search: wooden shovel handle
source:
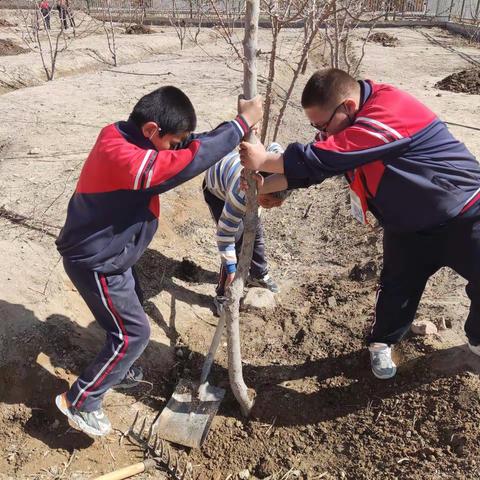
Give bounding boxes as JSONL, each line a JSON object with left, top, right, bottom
{"left": 92, "top": 459, "right": 156, "bottom": 480}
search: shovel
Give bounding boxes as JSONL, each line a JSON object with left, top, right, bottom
{"left": 153, "top": 313, "right": 226, "bottom": 448}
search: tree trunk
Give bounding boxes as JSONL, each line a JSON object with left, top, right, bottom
{"left": 223, "top": 0, "right": 259, "bottom": 417}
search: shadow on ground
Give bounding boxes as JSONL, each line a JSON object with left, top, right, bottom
{"left": 0, "top": 300, "right": 174, "bottom": 451}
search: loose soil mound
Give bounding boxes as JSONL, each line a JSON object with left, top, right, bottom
{"left": 435, "top": 68, "right": 480, "bottom": 94}
{"left": 125, "top": 23, "right": 153, "bottom": 34}
{"left": 368, "top": 32, "right": 399, "bottom": 47}
{"left": 0, "top": 39, "right": 27, "bottom": 56}
{"left": 0, "top": 19, "right": 14, "bottom": 27}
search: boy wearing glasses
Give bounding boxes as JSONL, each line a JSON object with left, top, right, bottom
{"left": 240, "top": 68, "right": 480, "bottom": 380}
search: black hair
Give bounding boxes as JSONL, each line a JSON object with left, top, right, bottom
{"left": 129, "top": 86, "right": 197, "bottom": 136}
{"left": 301, "top": 68, "right": 359, "bottom": 110}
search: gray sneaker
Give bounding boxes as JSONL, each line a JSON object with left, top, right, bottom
{"left": 247, "top": 274, "right": 279, "bottom": 293}
{"left": 114, "top": 366, "right": 143, "bottom": 389}
{"left": 368, "top": 343, "right": 397, "bottom": 379}
{"left": 55, "top": 393, "right": 111, "bottom": 436}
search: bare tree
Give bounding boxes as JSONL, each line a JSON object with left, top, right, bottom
{"left": 205, "top": 1, "right": 378, "bottom": 147}
{"left": 223, "top": 0, "right": 260, "bottom": 418}
{"left": 260, "top": 0, "right": 311, "bottom": 143}
{"left": 323, "top": 0, "right": 381, "bottom": 74}
{"left": 170, "top": 0, "right": 188, "bottom": 49}
{"left": 207, "top": 0, "right": 322, "bottom": 144}
{"left": 187, "top": 0, "right": 211, "bottom": 44}
{"left": 101, "top": 0, "right": 118, "bottom": 66}
{"left": 12, "top": 0, "right": 98, "bottom": 80}
{"left": 272, "top": 0, "right": 333, "bottom": 141}
{"left": 119, "top": 0, "right": 151, "bottom": 33}
{"left": 14, "top": 1, "right": 68, "bottom": 80}
{"left": 208, "top": 0, "right": 245, "bottom": 60}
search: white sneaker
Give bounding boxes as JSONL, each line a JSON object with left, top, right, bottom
{"left": 55, "top": 393, "right": 111, "bottom": 436}
{"left": 468, "top": 341, "right": 480, "bottom": 356}
{"left": 368, "top": 343, "right": 397, "bottom": 379}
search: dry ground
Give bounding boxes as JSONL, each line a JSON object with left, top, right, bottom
{"left": 0, "top": 16, "right": 480, "bottom": 480}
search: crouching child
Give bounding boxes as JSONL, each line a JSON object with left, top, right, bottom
{"left": 203, "top": 143, "right": 285, "bottom": 314}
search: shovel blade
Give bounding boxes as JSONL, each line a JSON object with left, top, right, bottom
{"left": 154, "top": 379, "right": 225, "bottom": 449}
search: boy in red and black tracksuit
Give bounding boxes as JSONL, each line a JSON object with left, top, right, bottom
{"left": 55, "top": 86, "right": 261, "bottom": 436}
{"left": 240, "top": 68, "right": 480, "bottom": 380}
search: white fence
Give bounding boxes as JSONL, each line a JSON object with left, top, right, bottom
{"left": 427, "top": 0, "right": 480, "bottom": 21}
{"left": 1, "top": 0, "right": 479, "bottom": 25}
{"left": 82, "top": 0, "right": 479, "bottom": 23}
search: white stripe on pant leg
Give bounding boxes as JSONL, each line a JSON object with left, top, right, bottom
{"left": 463, "top": 186, "right": 480, "bottom": 208}
{"left": 72, "top": 272, "right": 125, "bottom": 406}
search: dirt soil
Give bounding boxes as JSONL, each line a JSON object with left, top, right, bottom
{"left": 435, "top": 68, "right": 480, "bottom": 94}
{"left": 367, "top": 31, "right": 399, "bottom": 47}
{"left": 0, "top": 20, "right": 480, "bottom": 480}
{"left": 125, "top": 24, "right": 154, "bottom": 35}
{"left": 0, "top": 38, "right": 27, "bottom": 56}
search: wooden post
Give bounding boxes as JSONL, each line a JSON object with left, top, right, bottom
{"left": 223, "top": 0, "right": 260, "bottom": 417}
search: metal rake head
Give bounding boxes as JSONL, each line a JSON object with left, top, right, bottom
{"left": 127, "top": 411, "right": 196, "bottom": 480}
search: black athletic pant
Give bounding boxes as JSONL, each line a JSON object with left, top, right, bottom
{"left": 63, "top": 260, "right": 149, "bottom": 412}
{"left": 368, "top": 201, "right": 480, "bottom": 345}
{"left": 41, "top": 8, "right": 50, "bottom": 29}
{"left": 57, "top": 6, "right": 73, "bottom": 29}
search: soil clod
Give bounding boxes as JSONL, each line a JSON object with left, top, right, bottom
{"left": 368, "top": 32, "right": 399, "bottom": 47}
{"left": 436, "top": 68, "right": 480, "bottom": 94}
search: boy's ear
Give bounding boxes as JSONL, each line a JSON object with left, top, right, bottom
{"left": 344, "top": 98, "right": 358, "bottom": 116}
{"left": 141, "top": 121, "right": 159, "bottom": 139}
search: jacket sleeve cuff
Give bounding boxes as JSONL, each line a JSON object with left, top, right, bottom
{"left": 233, "top": 115, "right": 250, "bottom": 136}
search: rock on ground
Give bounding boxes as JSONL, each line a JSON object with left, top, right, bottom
{"left": 411, "top": 320, "right": 438, "bottom": 336}
{"left": 242, "top": 287, "right": 277, "bottom": 311}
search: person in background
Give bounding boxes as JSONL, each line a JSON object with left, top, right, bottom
{"left": 39, "top": 0, "right": 51, "bottom": 30}
{"left": 57, "top": 0, "right": 74, "bottom": 30}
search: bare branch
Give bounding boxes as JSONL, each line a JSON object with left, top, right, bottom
{"left": 207, "top": 0, "right": 244, "bottom": 61}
